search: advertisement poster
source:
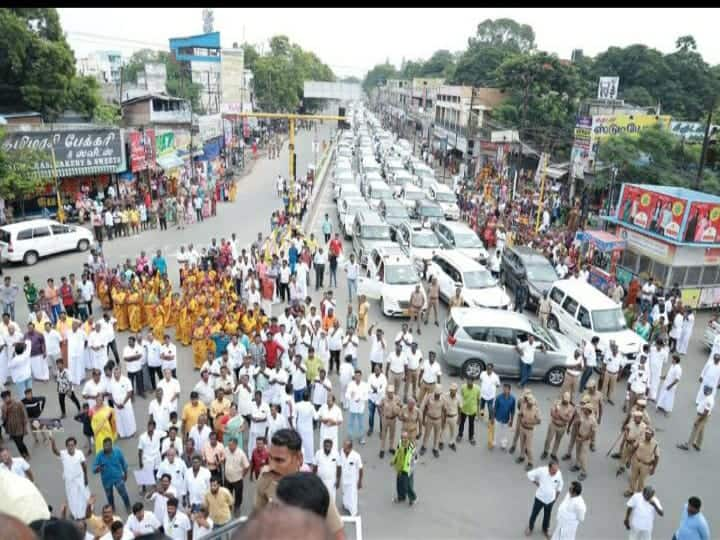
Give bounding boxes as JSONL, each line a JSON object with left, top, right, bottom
{"left": 156, "top": 132, "right": 174, "bottom": 156}
{"left": 592, "top": 114, "right": 671, "bottom": 142}
{"left": 144, "top": 129, "right": 156, "bottom": 164}
{"left": 683, "top": 202, "right": 720, "bottom": 243}
{"left": 128, "top": 131, "right": 146, "bottom": 172}
{"left": 617, "top": 185, "right": 686, "bottom": 239}
{"left": 680, "top": 288, "right": 701, "bottom": 309}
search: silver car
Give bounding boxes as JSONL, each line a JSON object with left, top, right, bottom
{"left": 440, "top": 307, "right": 576, "bottom": 385}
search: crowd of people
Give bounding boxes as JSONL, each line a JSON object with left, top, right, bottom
{"left": 0, "top": 128, "right": 714, "bottom": 540}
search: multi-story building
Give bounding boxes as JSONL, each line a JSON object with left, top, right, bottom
{"left": 169, "top": 32, "right": 222, "bottom": 114}
{"left": 77, "top": 50, "right": 123, "bottom": 85}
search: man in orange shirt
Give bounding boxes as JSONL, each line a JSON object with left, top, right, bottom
{"left": 44, "top": 278, "right": 62, "bottom": 324}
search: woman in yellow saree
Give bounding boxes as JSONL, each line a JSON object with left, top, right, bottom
{"left": 111, "top": 286, "right": 129, "bottom": 332}
{"left": 151, "top": 301, "right": 165, "bottom": 341}
{"left": 144, "top": 289, "right": 159, "bottom": 329}
{"left": 177, "top": 306, "right": 192, "bottom": 346}
{"left": 191, "top": 318, "right": 208, "bottom": 369}
{"left": 126, "top": 287, "right": 143, "bottom": 333}
{"left": 165, "top": 293, "right": 180, "bottom": 329}
{"left": 228, "top": 179, "right": 237, "bottom": 202}
{"left": 97, "top": 278, "right": 112, "bottom": 310}
{"left": 90, "top": 395, "right": 117, "bottom": 455}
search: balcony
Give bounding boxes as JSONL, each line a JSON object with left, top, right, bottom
{"left": 150, "top": 109, "right": 192, "bottom": 124}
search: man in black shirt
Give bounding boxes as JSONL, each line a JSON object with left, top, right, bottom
{"left": 21, "top": 388, "right": 46, "bottom": 443}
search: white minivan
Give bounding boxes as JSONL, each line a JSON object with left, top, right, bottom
{"left": 546, "top": 279, "right": 645, "bottom": 367}
{"left": 0, "top": 219, "right": 94, "bottom": 265}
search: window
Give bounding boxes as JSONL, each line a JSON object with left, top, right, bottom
{"left": 637, "top": 255, "right": 651, "bottom": 277}
{"left": 464, "top": 326, "right": 489, "bottom": 342}
{"left": 669, "top": 266, "right": 687, "bottom": 286}
{"left": 621, "top": 250, "right": 638, "bottom": 272}
{"left": 32, "top": 227, "right": 50, "bottom": 238}
{"left": 577, "top": 306, "right": 592, "bottom": 329}
{"left": 562, "top": 296, "right": 579, "bottom": 317}
{"left": 447, "top": 265, "right": 462, "bottom": 284}
{"left": 685, "top": 266, "right": 702, "bottom": 286}
{"left": 51, "top": 225, "right": 70, "bottom": 235}
{"left": 650, "top": 262, "right": 668, "bottom": 285}
{"left": 17, "top": 229, "right": 33, "bottom": 241}
{"left": 701, "top": 266, "right": 720, "bottom": 286}
{"left": 549, "top": 287, "right": 565, "bottom": 305}
{"left": 488, "top": 327, "right": 515, "bottom": 345}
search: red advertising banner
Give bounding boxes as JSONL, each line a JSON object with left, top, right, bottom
{"left": 684, "top": 201, "right": 720, "bottom": 243}
{"left": 617, "top": 185, "right": 686, "bottom": 240}
{"left": 128, "top": 131, "right": 146, "bottom": 172}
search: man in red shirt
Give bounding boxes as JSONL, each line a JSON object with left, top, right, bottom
{"left": 264, "top": 336, "right": 283, "bottom": 369}
{"left": 59, "top": 276, "right": 75, "bottom": 317}
{"left": 251, "top": 436, "right": 269, "bottom": 480}
{"left": 328, "top": 233, "right": 343, "bottom": 289}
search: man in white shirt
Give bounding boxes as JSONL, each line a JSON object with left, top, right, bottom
{"left": 184, "top": 455, "right": 211, "bottom": 511}
{"left": 0, "top": 448, "right": 33, "bottom": 481}
{"left": 148, "top": 388, "right": 171, "bottom": 432}
{"left": 138, "top": 419, "right": 165, "bottom": 481}
{"left": 678, "top": 385, "right": 715, "bottom": 452}
{"left": 157, "top": 369, "right": 181, "bottom": 414}
{"left": 188, "top": 414, "right": 212, "bottom": 455}
{"left": 143, "top": 334, "right": 162, "bottom": 390}
{"left": 526, "top": 461, "right": 564, "bottom": 537}
{"left": 193, "top": 369, "right": 215, "bottom": 408}
{"left": 602, "top": 341, "right": 624, "bottom": 405}
{"left": 404, "top": 342, "right": 422, "bottom": 403}
{"left": 640, "top": 278, "right": 656, "bottom": 315}
{"left": 386, "top": 343, "right": 407, "bottom": 403}
{"left": 79, "top": 276, "right": 95, "bottom": 316}
{"left": 395, "top": 323, "right": 414, "bottom": 355}
{"left": 160, "top": 335, "right": 177, "bottom": 378}
{"left": 126, "top": 501, "right": 161, "bottom": 536}
{"left": 156, "top": 448, "right": 187, "bottom": 499}
{"left": 338, "top": 440, "right": 363, "bottom": 516}
{"left": 345, "top": 254, "right": 360, "bottom": 302}
{"left": 647, "top": 338, "right": 668, "bottom": 402}
{"left": 479, "top": 363, "right": 501, "bottom": 419}
{"left": 289, "top": 355, "right": 308, "bottom": 403}
{"left": 87, "top": 323, "right": 108, "bottom": 371}
{"left": 368, "top": 326, "right": 386, "bottom": 372}
{"left": 163, "top": 496, "right": 192, "bottom": 540}
{"left": 151, "top": 474, "right": 176, "bottom": 524}
{"left": 100, "top": 312, "right": 119, "bottom": 364}
{"left": 417, "top": 351, "right": 442, "bottom": 406}
{"left": 226, "top": 336, "right": 246, "bottom": 377}
{"left": 625, "top": 485, "right": 663, "bottom": 540}
{"left": 551, "top": 481, "right": 587, "bottom": 540}
{"left": 123, "top": 336, "right": 145, "bottom": 399}
{"left": 556, "top": 261, "right": 569, "bottom": 279}
{"left": 345, "top": 369, "right": 370, "bottom": 446}
{"left": 516, "top": 334, "right": 543, "bottom": 389}
{"left": 366, "top": 364, "right": 387, "bottom": 437}
{"left": 311, "top": 369, "right": 332, "bottom": 411}
{"left": 579, "top": 336, "right": 599, "bottom": 393}
{"left": 313, "top": 439, "right": 340, "bottom": 500}
{"left": 82, "top": 369, "right": 106, "bottom": 406}
{"left": 249, "top": 391, "right": 270, "bottom": 456}
{"left": 342, "top": 328, "right": 360, "bottom": 369}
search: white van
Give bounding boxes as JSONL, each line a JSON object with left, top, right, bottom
{"left": 366, "top": 180, "right": 394, "bottom": 210}
{"left": 428, "top": 183, "right": 460, "bottom": 220}
{"left": 0, "top": 219, "right": 94, "bottom": 265}
{"left": 546, "top": 279, "right": 645, "bottom": 367}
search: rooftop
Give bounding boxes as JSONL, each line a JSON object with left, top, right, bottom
{"left": 624, "top": 183, "right": 720, "bottom": 204}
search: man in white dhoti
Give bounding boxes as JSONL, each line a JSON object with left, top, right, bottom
{"left": 338, "top": 439, "right": 363, "bottom": 516}
{"left": 49, "top": 434, "right": 89, "bottom": 520}
{"left": 249, "top": 390, "right": 270, "bottom": 457}
{"left": 88, "top": 323, "right": 108, "bottom": 372}
{"left": 318, "top": 394, "right": 343, "bottom": 451}
{"left": 647, "top": 339, "right": 668, "bottom": 402}
{"left": 676, "top": 308, "right": 694, "bottom": 355}
{"left": 657, "top": 354, "right": 682, "bottom": 415}
{"left": 696, "top": 353, "right": 720, "bottom": 405}
{"left": 668, "top": 310, "right": 683, "bottom": 352}
{"left": 551, "top": 481, "right": 587, "bottom": 540}
{"left": 313, "top": 438, "right": 340, "bottom": 500}
{"left": 25, "top": 322, "right": 49, "bottom": 382}
{"left": 1, "top": 324, "right": 23, "bottom": 385}
{"left": 67, "top": 321, "right": 87, "bottom": 386}
{"left": 109, "top": 366, "right": 136, "bottom": 438}
{"left": 267, "top": 404, "right": 289, "bottom": 442}
{"left": 82, "top": 369, "right": 106, "bottom": 406}
{"left": 293, "top": 390, "right": 318, "bottom": 465}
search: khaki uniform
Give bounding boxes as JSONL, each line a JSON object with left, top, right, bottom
{"left": 513, "top": 400, "right": 541, "bottom": 464}
{"left": 388, "top": 370, "right": 405, "bottom": 405}
{"left": 538, "top": 297, "right": 551, "bottom": 328}
{"left": 561, "top": 369, "right": 580, "bottom": 398}
{"left": 629, "top": 438, "right": 659, "bottom": 493}
{"left": 400, "top": 405, "right": 422, "bottom": 441}
{"left": 543, "top": 400, "right": 575, "bottom": 457}
{"left": 379, "top": 395, "right": 402, "bottom": 451}
{"left": 254, "top": 466, "right": 344, "bottom": 535}
{"left": 574, "top": 414, "right": 598, "bottom": 474}
{"left": 405, "top": 368, "right": 419, "bottom": 402}
{"left": 689, "top": 413, "right": 710, "bottom": 449}
{"left": 620, "top": 421, "right": 647, "bottom": 466}
{"left": 624, "top": 406, "right": 652, "bottom": 430}
{"left": 441, "top": 392, "right": 462, "bottom": 443}
{"left": 421, "top": 394, "right": 444, "bottom": 450}
{"left": 448, "top": 295, "right": 464, "bottom": 308}
{"left": 581, "top": 390, "right": 604, "bottom": 448}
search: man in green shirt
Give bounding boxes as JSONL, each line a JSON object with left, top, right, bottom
{"left": 23, "top": 276, "right": 38, "bottom": 313}
{"left": 305, "top": 347, "right": 323, "bottom": 384}
{"left": 321, "top": 214, "right": 333, "bottom": 243}
{"left": 457, "top": 378, "right": 480, "bottom": 446}
{"left": 391, "top": 431, "right": 417, "bottom": 506}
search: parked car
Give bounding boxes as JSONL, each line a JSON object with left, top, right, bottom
{"left": 0, "top": 219, "right": 94, "bottom": 265}
{"left": 392, "top": 221, "right": 444, "bottom": 266}
{"left": 441, "top": 307, "right": 575, "bottom": 383}
{"left": 358, "top": 246, "right": 427, "bottom": 317}
{"left": 410, "top": 200, "right": 444, "bottom": 226}
{"left": 351, "top": 210, "right": 395, "bottom": 266}
{"left": 338, "top": 197, "right": 370, "bottom": 239}
{"left": 546, "top": 279, "right": 644, "bottom": 367}
{"left": 378, "top": 199, "right": 410, "bottom": 227}
{"left": 333, "top": 170, "right": 357, "bottom": 200}
{"left": 432, "top": 221, "right": 489, "bottom": 265}
{"left": 501, "top": 246, "right": 559, "bottom": 308}
{"left": 396, "top": 183, "right": 427, "bottom": 211}
{"left": 365, "top": 180, "right": 394, "bottom": 210}
{"left": 427, "top": 183, "right": 460, "bottom": 220}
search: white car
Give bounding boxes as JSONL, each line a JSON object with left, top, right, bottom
{"left": 392, "top": 221, "right": 444, "bottom": 266}
{"left": 338, "top": 197, "right": 370, "bottom": 238}
{"left": 358, "top": 246, "right": 428, "bottom": 317}
{"left": 428, "top": 183, "right": 460, "bottom": 220}
{"left": 0, "top": 219, "right": 94, "bottom": 265}
{"left": 432, "top": 221, "right": 489, "bottom": 265}
{"left": 426, "top": 251, "right": 510, "bottom": 309}
{"left": 396, "top": 183, "right": 427, "bottom": 211}
{"left": 333, "top": 170, "right": 357, "bottom": 200}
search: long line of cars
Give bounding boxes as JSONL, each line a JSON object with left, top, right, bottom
{"left": 332, "top": 103, "right": 647, "bottom": 388}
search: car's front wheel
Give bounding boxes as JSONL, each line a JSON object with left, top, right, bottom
{"left": 462, "top": 358, "right": 485, "bottom": 379}
{"left": 23, "top": 251, "right": 39, "bottom": 266}
{"left": 77, "top": 239, "right": 90, "bottom": 252}
{"left": 545, "top": 367, "right": 565, "bottom": 387}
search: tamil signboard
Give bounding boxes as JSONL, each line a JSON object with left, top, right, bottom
{"left": 597, "top": 76, "right": 619, "bottom": 100}
{"left": 490, "top": 130, "right": 520, "bottom": 143}
{"left": 1, "top": 128, "right": 124, "bottom": 178}
{"left": 221, "top": 48, "right": 245, "bottom": 114}
{"left": 592, "top": 114, "right": 671, "bottom": 141}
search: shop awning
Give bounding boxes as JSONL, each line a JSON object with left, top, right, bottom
{"left": 156, "top": 153, "right": 184, "bottom": 170}
{"left": 39, "top": 164, "right": 120, "bottom": 178}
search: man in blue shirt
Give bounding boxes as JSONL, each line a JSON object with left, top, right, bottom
{"left": 673, "top": 496, "right": 710, "bottom": 540}
{"left": 93, "top": 438, "right": 130, "bottom": 514}
{"left": 492, "top": 383, "right": 516, "bottom": 450}
{"left": 152, "top": 249, "right": 167, "bottom": 277}
{"left": 322, "top": 213, "right": 333, "bottom": 243}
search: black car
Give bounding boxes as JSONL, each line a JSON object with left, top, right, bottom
{"left": 501, "top": 246, "right": 559, "bottom": 308}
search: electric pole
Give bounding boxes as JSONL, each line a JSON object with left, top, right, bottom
{"left": 696, "top": 95, "right": 716, "bottom": 188}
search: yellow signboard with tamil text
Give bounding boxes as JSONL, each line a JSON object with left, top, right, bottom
{"left": 592, "top": 114, "right": 672, "bottom": 141}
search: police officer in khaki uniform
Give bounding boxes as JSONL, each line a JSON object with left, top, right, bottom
{"left": 623, "top": 398, "right": 652, "bottom": 430}
{"left": 538, "top": 292, "right": 551, "bottom": 328}
{"left": 561, "top": 396, "right": 589, "bottom": 462}
{"left": 625, "top": 427, "right": 659, "bottom": 497}
{"left": 580, "top": 380, "right": 604, "bottom": 452}
{"left": 400, "top": 397, "right": 422, "bottom": 443}
{"left": 448, "top": 286, "right": 464, "bottom": 308}
{"left": 541, "top": 391, "right": 575, "bottom": 461}
{"left": 570, "top": 403, "right": 597, "bottom": 481}
{"left": 420, "top": 384, "right": 444, "bottom": 458}
{"left": 560, "top": 349, "right": 583, "bottom": 398}
{"left": 613, "top": 411, "right": 647, "bottom": 477}
{"left": 378, "top": 385, "right": 402, "bottom": 459}
{"left": 440, "top": 383, "right": 461, "bottom": 452}
{"left": 509, "top": 390, "right": 541, "bottom": 470}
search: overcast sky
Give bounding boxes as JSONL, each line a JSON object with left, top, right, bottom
{"left": 59, "top": 8, "right": 720, "bottom": 79}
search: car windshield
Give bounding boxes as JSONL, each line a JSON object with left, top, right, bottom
{"left": 525, "top": 263, "right": 558, "bottom": 282}
{"left": 530, "top": 321, "right": 559, "bottom": 349}
{"left": 336, "top": 176, "right": 354, "bottom": 185}
{"left": 454, "top": 233, "right": 483, "bottom": 248}
{"left": 344, "top": 202, "right": 366, "bottom": 215}
{"left": 412, "top": 232, "right": 441, "bottom": 248}
{"left": 361, "top": 225, "right": 391, "bottom": 240}
{"left": 404, "top": 191, "right": 425, "bottom": 201}
{"left": 371, "top": 189, "right": 393, "bottom": 200}
{"left": 592, "top": 308, "right": 628, "bottom": 333}
{"left": 434, "top": 191, "right": 456, "bottom": 203}
{"left": 385, "top": 206, "right": 408, "bottom": 218}
{"left": 419, "top": 205, "right": 443, "bottom": 217}
{"left": 385, "top": 264, "right": 420, "bottom": 285}
{"left": 462, "top": 270, "right": 496, "bottom": 289}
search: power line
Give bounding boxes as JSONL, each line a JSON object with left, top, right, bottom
{"left": 65, "top": 30, "right": 169, "bottom": 50}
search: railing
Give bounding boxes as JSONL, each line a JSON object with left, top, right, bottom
{"left": 203, "top": 515, "right": 363, "bottom": 540}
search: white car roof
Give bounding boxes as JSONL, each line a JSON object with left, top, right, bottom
{"left": 550, "top": 279, "right": 620, "bottom": 310}
{"left": 449, "top": 307, "right": 533, "bottom": 332}
{"left": 374, "top": 245, "right": 413, "bottom": 266}
{"left": 1, "top": 218, "right": 59, "bottom": 231}
{"left": 434, "top": 250, "right": 486, "bottom": 272}
{"left": 432, "top": 183, "right": 453, "bottom": 193}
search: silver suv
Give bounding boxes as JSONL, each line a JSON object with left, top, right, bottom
{"left": 440, "top": 307, "right": 576, "bottom": 384}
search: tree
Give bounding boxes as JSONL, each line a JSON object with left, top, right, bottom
{"left": 362, "top": 63, "right": 398, "bottom": 93}
{"left": 419, "top": 49, "right": 455, "bottom": 78}
{"left": 675, "top": 35, "right": 697, "bottom": 53}
{"left": 472, "top": 18, "right": 536, "bottom": 53}
{"left": 451, "top": 45, "right": 512, "bottom": 86}
{"left": 341, "top": 76, "right": 361, "bottom": 84}
{"left": 0, "top": 128, "right": 50, "bottom": 206}
{"left": 93, "top": 102, "right": 121, "bottom": 125}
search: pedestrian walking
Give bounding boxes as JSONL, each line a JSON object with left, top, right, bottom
{"left": 338, "top": 439, "right": 363, "bottom": 516}
{"left": 322, "top": 214, "right": 332, "bottom": 243}
{"left": 677, "top": 385, "right": 714, "bottom": 452}
{"left": 492, "top": 383, "right": 516, "bottom": 450}
{"left": 378, "top": 385, "right": 401, "bottom": 458}
{"left": 457, "top": 378, "right": 480, "bottom": 446}
{"left": 345, "top": 254, "right": 359, "bottom": 302}
{"left": 672, "top": 496, "right": 710, "bottom": 540}
{"left": 625, "top": 485, "right": 663, "bottom": 540}
{"left": 391, "top": 431, "right": 418, "bottom": 506}
{"left": 551, "top": 481, "right": 586, "bottom": 540}
{"left": 93, "top": 437, "right": 131, "bottom": 514}
{"left": 314, "top": 247, "right": 327, "bottom": 290}
{"left": 525, "top": 460, "right": 564, "bottom": 537}
{"left": 1, "top": 389, "right": 30, "bottom": 458}
{"left": 656, "top": 354, "right": 682, "bottom": 415}
{"left": 0, "top": 276, "right": 19, "bottom": 320}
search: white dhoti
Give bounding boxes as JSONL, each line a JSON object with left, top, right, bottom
{"left": 83, "top": 347, "right": 92, "bottom": 371}
{"left": 68, "top": 355, "right": 85, "bottom": 386}
{"left": 647, "top": 370, "right": 661, "bottom": 401}
{"left": 319, "top": 474, "right": 336, "bottom": 501}
{"left": 90, "top": 348, "right": 108, "bottom": 371}
{"left": 656, "top": 384, "right": 677, "bottom": 412}
{"left": 677, "top": 321, "right": 694, "bottom": 355}
{"left": 115, "top": 404, "right": 137, "bottom": 438}
{"left": 0, "top": 354, "right": 9, "bottom": 385}
{"left": 298, "top": 425, "right": 315, "bottom": 465}
{"left": 342, "top": 482, "right": 358, "bottom": 515}
{"left": 65, "top": 475, "right": 90, "bottom": 519}
{"left": 551, "top": 522, "right": 578, "bottom": 540}
{"left": 30, "top": 354, "right": 50, "bottom": 381}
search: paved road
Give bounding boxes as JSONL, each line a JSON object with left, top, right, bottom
{"left": 8, "top": 123, "right": 718, "bottom": 539}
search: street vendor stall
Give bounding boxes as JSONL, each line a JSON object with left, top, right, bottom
{"left": 574, "top": 229, "right": 626, "bottom": 293}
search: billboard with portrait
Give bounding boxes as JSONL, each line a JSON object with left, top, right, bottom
{"left": 683, "top": 201, "right": 720, "bottom": 243}
{"left": 616, "top": 185, "right": 686, "bottom": 240}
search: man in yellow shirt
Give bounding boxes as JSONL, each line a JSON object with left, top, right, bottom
{"left": 305, "top": 348, "right": 323, "bottom": 386}
{"left": 204, "top": 476, "right": 234, "bottom": 526}
{"left": 181, "top": 391, "right": 207, "bottom": 436}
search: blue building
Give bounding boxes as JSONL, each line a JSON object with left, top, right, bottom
{"left": 169, "top": 32, "right": 221, "bottom": 113}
